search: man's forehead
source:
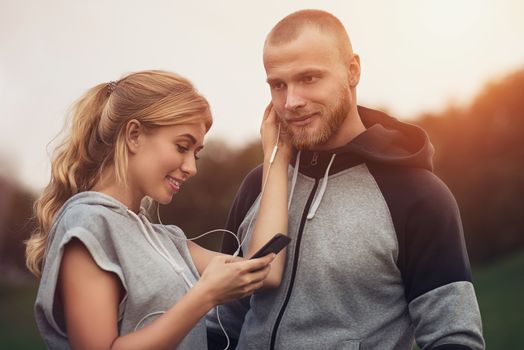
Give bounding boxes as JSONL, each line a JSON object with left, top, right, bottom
{"left": 266, "top": 29, "right": 341, "bottom": 57}
{"left": 265, "top": 26, "right": 333, "bottom": 50}
{"left": 263, "top": 32, "right": 342, "bottom": 74}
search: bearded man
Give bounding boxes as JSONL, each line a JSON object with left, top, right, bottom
{"left": 207, "top": 9, "right": 484, "bottom": 350}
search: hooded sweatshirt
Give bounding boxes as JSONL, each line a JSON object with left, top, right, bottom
{"left": 35, "top": 191, "right": 207, "bottom": 350}
{"left": 207, "top": 106, "right": 484, "bottom": 350}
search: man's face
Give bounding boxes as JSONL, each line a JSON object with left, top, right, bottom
{"left": 263, "top": 28, "right": 354, "bottom": 150}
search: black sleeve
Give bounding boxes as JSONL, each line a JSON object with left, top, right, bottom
{"left": 221, "top": 165, "right": 264, "bottom": 255}
{"left": 397, "top": 171, "right": 472, "bottom": 302}
{"left": 368, "top": 164, "right": 484, "bottom": 349}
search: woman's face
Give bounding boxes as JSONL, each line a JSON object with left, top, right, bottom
{"left": 127, "top": 120, "right": 207, "bottom": 205}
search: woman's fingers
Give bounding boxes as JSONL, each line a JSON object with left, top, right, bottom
{"left": 248, "top": 264, "right": 271, "bottom": 283}
{"left": 200, "top": 254, "right": 276, "bottom": 304}
{"left": 263, "top": 102, "right": 274, "bottom": 121}
{"left": 237, "top": 253, "right": 275, "bottom": 273}
{"left": 241, "top": 281, "right": 265, "bottom": 298}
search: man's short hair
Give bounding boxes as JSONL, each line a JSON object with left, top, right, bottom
{"left": 265, "top": 9, "right": 353, "bottom": 60}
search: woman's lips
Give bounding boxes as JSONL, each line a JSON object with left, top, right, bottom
{"left": 166, "top": 176, "right": 181, "bottom": 193}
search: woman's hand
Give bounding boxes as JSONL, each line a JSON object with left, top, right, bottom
{"left": 260, "top": 103, "right": 292, "bottom": 162}
{"left": 195, "top": 253, "right": 275, "bottom": 305}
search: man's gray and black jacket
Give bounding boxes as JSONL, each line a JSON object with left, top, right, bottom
{"left": 207, "top": 106, "right": 485, "bottom": 350}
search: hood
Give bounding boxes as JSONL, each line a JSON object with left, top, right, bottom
{"left": 286, "top": 106, "right": 435, "bottom": 219}
{"left": 47, "top": 191, "right": 194, "bottom": 288}
{"left": 55, "top": 191, "right": 130, "bottom": 220}
{"left": 45, "top": 191, "right": 131, "bottom": 253}
{"left": 292, "top": 106, "right": 434, "bottom": 178}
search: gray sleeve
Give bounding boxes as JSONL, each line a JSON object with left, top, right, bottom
{"left": 35, "top": 225, "right": 128, "bottom": 341}
{"left": 409, "top": 282, "right": 484, "bottom": 349}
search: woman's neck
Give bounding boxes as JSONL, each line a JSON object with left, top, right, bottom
{"left": 91, "top": 167, "right": 142, "bottom": 213}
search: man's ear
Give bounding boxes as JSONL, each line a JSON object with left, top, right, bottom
{"left": 347, "top": 54, "right": 361, "bottom": 87}
{"left": 125, "top": 119, "right": 142, "bottom": 154}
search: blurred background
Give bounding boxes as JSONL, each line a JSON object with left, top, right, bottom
{"left": 1, "top": 1, "right": 523, "bottom": 349}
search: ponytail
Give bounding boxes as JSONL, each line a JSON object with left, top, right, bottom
{"left": 25, "top": 70, "right": 212, "bottom": 277}
{"left": 25, "top": 83, "right": 111, "bottom": 277}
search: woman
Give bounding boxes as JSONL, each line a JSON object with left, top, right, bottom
{"left": 25, "top": 70, "right": 291, "bottom": 349}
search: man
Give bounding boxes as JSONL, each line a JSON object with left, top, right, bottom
{"left": 208, "top": 9, "right": 484, "bottom": 350}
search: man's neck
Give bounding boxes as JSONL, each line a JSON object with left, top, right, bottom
{"left": 311, "top": 107, "right": 365, "bottom": 151}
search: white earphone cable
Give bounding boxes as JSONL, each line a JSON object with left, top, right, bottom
{"left": 134, "top": 126, "right": 284, "bottom": 350}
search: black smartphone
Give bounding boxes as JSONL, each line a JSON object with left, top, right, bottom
{"left": 249, "top": 233, "right": 291, "bottom": 259}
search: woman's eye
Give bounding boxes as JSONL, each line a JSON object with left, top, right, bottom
{"left": 176, "top": 145, "right": 189, "bottom": 153}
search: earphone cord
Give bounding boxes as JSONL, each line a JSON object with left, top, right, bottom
{"left": 155, "top": 203, "right": 236, "bottom": 350}
{"left": 151, "top": 125, "right": 282, "bottom": 350}
{"left": 235, "top": 123, "right": 282, "bottom": 256}
{"left": 156, "top": 202, "right": 241, "bottom": 250}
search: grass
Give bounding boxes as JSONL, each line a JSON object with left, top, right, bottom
{"left": 1, "top": 251, "right": 523, "bottom": 349}
{"left": 473, "top": 250, "right": 524, "bottom": 349}
{"left": 0, "top": 280, "right": 45, "bottom": 349}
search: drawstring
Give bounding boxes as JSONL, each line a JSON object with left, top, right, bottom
{"left": 307, "top": 153, "right": 336, "bottom": 220}
{"left": 288, "top": 151, "right": 301, "bottom": 210}
{"left": 127, "top": 209, "right": 194, "bottom": 288}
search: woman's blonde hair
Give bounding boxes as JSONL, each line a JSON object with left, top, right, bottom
{"left": 25, "top": 70, "right": 212, "bottom": 277}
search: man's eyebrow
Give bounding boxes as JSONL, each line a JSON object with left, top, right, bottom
{"left": 266, "top": 68, "right": 325, "bottom": 84}
{"left": 296, "top": 68, "right": 324, "bottom": 77}
{"left": 266, "top": 77, "right": 281, "bottom": 84}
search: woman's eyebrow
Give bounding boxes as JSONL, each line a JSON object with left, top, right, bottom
{"left": 177, "top": 134, "right": 197, "bottom": 144}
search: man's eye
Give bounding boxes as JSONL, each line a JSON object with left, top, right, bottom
{"left": 270, "top": 82, "right": 285, "bottom": 90}
{"left": 302, "top": 76, "right": 316, "bottom": 83}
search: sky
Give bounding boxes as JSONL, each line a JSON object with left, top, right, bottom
{"left": 1, "top": 0, "right": 524, "bottom": 191}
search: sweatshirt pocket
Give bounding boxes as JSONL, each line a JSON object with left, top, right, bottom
{"left": 337, "top": 339, "right": 361, "bottom": 350}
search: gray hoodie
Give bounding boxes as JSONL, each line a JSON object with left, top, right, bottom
{"left": 35, "top": 191, "right": 207, "bottom": 349}
{"left": 208, "top": 106, "right": 484, "bottom": 349}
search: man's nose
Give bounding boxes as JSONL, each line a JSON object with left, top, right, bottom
{"left": 284, "top": 88, "right": 306, "bottom": 111}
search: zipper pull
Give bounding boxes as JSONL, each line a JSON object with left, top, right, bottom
{"left": 310, "top": 152, "right": 319, "bottom": 166}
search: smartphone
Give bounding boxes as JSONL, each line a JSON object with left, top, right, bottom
{"left": 249, "top": 233, "right": 291, "bottom": 259}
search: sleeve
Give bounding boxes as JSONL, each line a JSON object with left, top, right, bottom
{"left": 206, "top": 165, "right": 263, "bottom": 350}
{"left": 399, "top": 174, "right": 485, "bottom": 350}
{"left": 368, "top": 164, "right": 485, "bottom": 350}
{"left": 34, "top": 211, "right": 128, "bottom": 342}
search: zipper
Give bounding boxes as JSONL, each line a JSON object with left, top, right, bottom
{"left": 310, "top": 152, "right": 319, "bottom": 166}
{"left": 269, "top": 178, "right": 320, "bottom": 350}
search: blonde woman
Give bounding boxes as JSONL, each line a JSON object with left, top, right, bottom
{"left": 26, "top": 70, "right": 290, "bottom": 349}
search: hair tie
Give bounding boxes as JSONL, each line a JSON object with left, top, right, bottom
{"left": 107, "top": 81, "right": 117, "bottom": 96}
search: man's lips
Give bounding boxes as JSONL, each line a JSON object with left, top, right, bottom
{"left": 287, "top": 112, "right": 319, "bottom": 127}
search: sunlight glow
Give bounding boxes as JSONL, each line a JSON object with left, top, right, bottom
{"left": 416, "top": 0, "right": 491, "bottom": 40}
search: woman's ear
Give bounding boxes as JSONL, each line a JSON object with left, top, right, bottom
{"left": 125, "top": 119, "right": 142, "bottom": 154}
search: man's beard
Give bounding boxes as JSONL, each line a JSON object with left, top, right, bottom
{"left": 281, "top": 90, "right": 350, "bottom": 150}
